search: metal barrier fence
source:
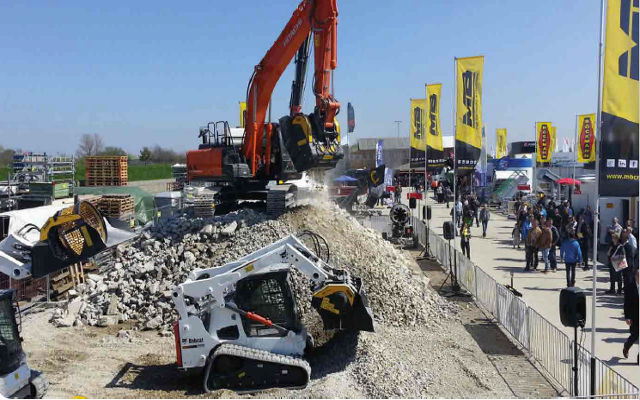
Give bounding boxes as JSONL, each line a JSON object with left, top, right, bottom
{"left": 376, "top": 215, "right": 639, "bottom": 398}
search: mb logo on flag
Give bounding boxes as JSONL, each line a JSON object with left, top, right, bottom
{"left": 462, "top": 70, "right": 479, "bottom": 128}
{"left": 618, "top": 0, "right": 638, "bottom": 80}
{"left": 429, "top": 94, "right": 438, "bottom": 136}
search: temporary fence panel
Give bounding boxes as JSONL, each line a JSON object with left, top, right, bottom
{"left": 474, "top": 266, "right": 497, "bottom": 315}
{"left": 576, "top": 343, "right": 639, "bottom": 399}
{"left": 528, "top": 307, "right": 573, "bottom": 393}
{"left": 495, "top": 284, "right": 530, "bottom": 348}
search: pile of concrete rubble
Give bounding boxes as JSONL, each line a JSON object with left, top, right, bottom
{"left": 50, "top": 201, "right": 457, "bottom": 334}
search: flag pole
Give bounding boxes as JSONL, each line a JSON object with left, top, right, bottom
{"left": 453, "top": 58, "right": 457, "bottom": 238}
{"left": 425, "top": 84, "right": 428, "bottom": 219}
{"left": 590, "top": 0, "right": 606, "bottom": 396}
{"left": 573, "top": 115, "right": 578, "bottom": 195}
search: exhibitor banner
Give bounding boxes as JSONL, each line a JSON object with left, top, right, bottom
{"left": 239, "top": 101, "right": 247, "bottom": 128}
{"left": 577, "top": 113, "right": 596, "bottom": 164}
{"left": 496, "top": 129, "right": 507, "bottom": 159}
{"left": 347, "top": 102, "right": 356, "bottom": 133}
{"left": 455, "top": 56, "right": 483, "bottom": 174}
{"left": 375, "top": 139, "right": 384, "bottom": 167}
{"left": 426, "top": 84, "right": 445, "bottom": 171}
{"left": 599, "top": 0, "right": 639, "bottom": 196}
{"left": 536, "top": 122, "right": 553, "bottom": 165}
{"left": 410, "top": 98, "right": 426, "bottom": 169}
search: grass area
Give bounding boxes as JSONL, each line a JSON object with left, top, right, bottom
{"left": 75, "top": 163, "right": 172, "bottom": 182}
{"left": 2, "top": 163, "right": 172, "bottom": 183}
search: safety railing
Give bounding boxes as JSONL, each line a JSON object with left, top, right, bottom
{"left": 369, "top": 214, "right": 639, "bottom": 398}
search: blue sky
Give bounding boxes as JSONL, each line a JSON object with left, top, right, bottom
{"left": 0, "top": 1, "right": 601, "bottom": 155}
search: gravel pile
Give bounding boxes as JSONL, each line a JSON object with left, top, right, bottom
{"left": 51, "top": 201, "right": 455, "bottom": 332}
{"left": 43, "top": 200, "right": 516, "bottom": 398}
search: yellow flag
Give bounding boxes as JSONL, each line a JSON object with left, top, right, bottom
{"left": 599, "top": 0, "right": 638, "bottom": 196}
{"left": 536, "top": 122, "right": 553, "bottom": 163}
{"left": 602, "top": 0, "right": 638, "bottom": 124}
{"left": 577, "top": 114, "right": 596, "bottom": 163}
{"left": 410, "top": 98, "right": 426, "bottom": 168}
{"left": 455, "top": 56, "right": 483, "bottom": 171}
{"left": 239, "top": 101, "right": 247, "bottom": 128}
{"left": 550, "top": 126, "right": 557, "bottom": 162}
{"left": 496, "top": 129, "right": 507, "bottom": 159}
{"left": 426, "top": 84, "right": 443, "bottom": 152}
{"left": 426, "top": 84, "right": 444, "bottom": 170}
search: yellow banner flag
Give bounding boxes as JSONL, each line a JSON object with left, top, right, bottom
{"left": 410, "top": 98, "right": 426, "bottom": 168}
{"left": 602, "top": 0, "right": 639, "bottom": 124}
{"left": 599, "top": 0, "right": 639, "bottom": 196}
{"left": 496, "top": 128, "right": 507, "bottom": 159}
{"left": 455, "top": 56, "right": 483, "bottom": 171}
{"left": 536, "top": 122, "right": 553, "bottom": 163}
{"left": 550, "top": 126, "right": 557, "bottom": 160}
{"left": 577, "top": 114, "right": 596, "bottom": 163}
{"left": 426, "top": 84, "right": 443, "bottom": 152}
{"left": 426, "top": 84, "right": 445, "bottom": 170}
{"left": 239, "top": 101, "right": 247, "bottom": 128}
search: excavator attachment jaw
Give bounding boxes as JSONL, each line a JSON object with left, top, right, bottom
{"left": 31, "top": 201, "right": 108, "bottom": 278}
{"left": 311, "top": 275, "right": 375, "bottom": 332}
{"left": 279, "top": 114, "right": 343, "bottom": 172}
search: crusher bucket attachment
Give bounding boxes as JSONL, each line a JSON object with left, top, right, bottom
{"left": 279, "top": 114, "right": 343, "bottom": 172}
{"left": 311, "top": 271, "right": 375, "bottom": 332}
{"left": 31, "top": 201, "right": 108, "bottom": 278}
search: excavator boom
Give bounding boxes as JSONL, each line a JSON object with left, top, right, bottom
{"left": 242, "top": 0, "right": 342, "bottom": 177}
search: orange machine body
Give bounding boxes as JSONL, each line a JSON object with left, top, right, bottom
{"left": 187, "top": 147, "right": 223, "bottom": 181}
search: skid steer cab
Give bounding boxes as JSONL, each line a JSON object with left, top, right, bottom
{"left": 171, "top": 233, "right": 374, "bottom": 392}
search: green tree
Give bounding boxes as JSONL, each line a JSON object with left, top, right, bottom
{"left": 139, "top": 147, "right": 152, "bottom": 164}
{"left": 99, "top": 146, "right": 127, "bottom": 156}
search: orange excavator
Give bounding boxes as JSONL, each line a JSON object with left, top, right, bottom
{"left": 186, "top": 0, "right": 343, "bottom": 213}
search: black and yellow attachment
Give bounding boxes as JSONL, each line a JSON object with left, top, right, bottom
{"left": 278, "top": 114, "right": 344, "bottom": 173}
{"left": 31, "top": 201, "right": 108, "bottom": 278}
{"left": 311, "top": 277, "right": 375, "bottom": 332}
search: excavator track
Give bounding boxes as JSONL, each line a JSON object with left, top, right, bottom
{"left": 266, "top": 185, "right": 297, "bottom": 216}
{"left": 204, "top": 344, "right": 310, "bottom": 393}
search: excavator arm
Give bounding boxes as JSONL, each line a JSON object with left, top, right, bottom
{"left": 242, "top": 0, "right": 342, "bottom": 177}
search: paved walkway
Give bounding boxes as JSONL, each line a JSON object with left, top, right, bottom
{"left": 405, "top": 192, "right": 639, "bottom": 387}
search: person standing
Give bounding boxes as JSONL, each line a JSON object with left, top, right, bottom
{"left": 444, "top": 186, "right": 452, "bottom": 208}
{"left": 606, "top": 234, "right": 624, "bottom": 294}
{"left": 561, "top": 232, "right": 582, "bottom": 287}
{"left": 460, "top": 222, "right": 471, "bottom": 258}
{"left": 537, "top": 220, "right": 553, "bottom": 273}
{"left": 623, "top": 269, "right": 639, "bottom": 361}
{"left": 525, "top": 218, "right": 541, "bottom": 271}
{"left": 479, "top": 203, "right": 490, "bottom": 238}
{"left": 455, "top": 199, "right": 463, "bottom": 227}
{"left": 620, "top": 230, "right": 637, "bottom": 293}
{"left": 548, "top": 218, "right": 560, "bottom": 272}
{"left": 607, "top": 217, "right": 623, "bottom": 244}
{"left": 577, "top": 214, "right": 593, "bottom": 270}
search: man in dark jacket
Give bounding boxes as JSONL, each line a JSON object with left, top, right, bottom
{"left": 623, "top": 269, "right": 639, "bottom": 361}
{"left": 479, "top": 204, "right": 490, "bottom": 238}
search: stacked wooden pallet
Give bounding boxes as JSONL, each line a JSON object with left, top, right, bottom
{"left": 50, "top": 262, "right": 88, "bottom": 299}
{"left": 97, "top": 194, "right": 135, "bottom": 222}
{"left": 193, "top": 195, "right": 216, "bottom": 218}
{"left": 166, "top": 181, "right": 184, "bottom": 191}
{"left": 85, "top": 156, "right": 128, "bottom": 186}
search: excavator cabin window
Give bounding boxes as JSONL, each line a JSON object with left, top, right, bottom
{"left": 234, "top": 271, "right": 300, "bottom": 337}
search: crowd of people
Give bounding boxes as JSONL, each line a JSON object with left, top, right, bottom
{"left": 511, "top": 194, "right": 638, "bottom": 361}
{"left": 512, "top": 197, "right": 638, "bottom": 295}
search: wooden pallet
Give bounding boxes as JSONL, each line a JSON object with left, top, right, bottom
{"left": 85, "top": 156, "right": 128, "bottom": 182}
{"left": 50, "top": 262, "right": 88, "bottom": 299}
